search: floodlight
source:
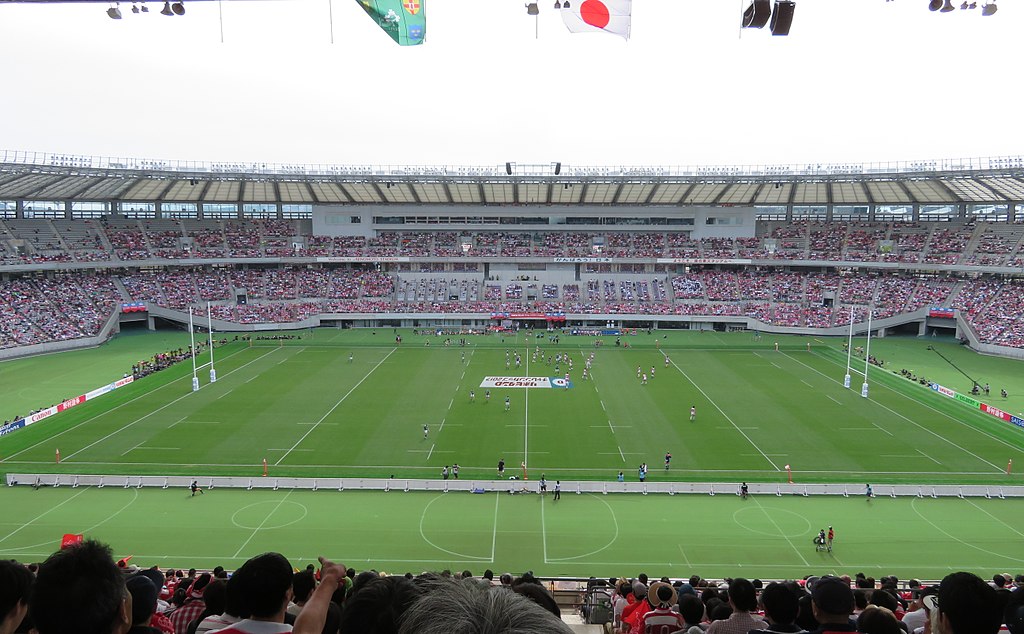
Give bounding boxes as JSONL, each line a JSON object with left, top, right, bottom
{"left": 131, "top": 4, "right": 139, "bottom": 13}
{"left": 554, "top": 0, "right": 561, "bottom": 7}
{"left": 160, "top": 1, "right": 173, "bottom": 15}
{"left": 562, "top": 0, "right": 569, "bottom": 7}
{"left": 141, "top": 2, "right": 149, "bottom": 10}
{"left": 107, "top": 5, "right": 122, "bottom": 19}
{"left": 959, "top": 1, "right": 967, "bottom": 7}
{"left": 525, "top": 3, "right": 539, "bottom": 15}
{"left": 928, "top": 0, "right": 942, "bottom": 10}
{"left": 939, "top": 0, "right": 955, "bottom": 11}
{"left": 981, "top": 1, "right": 996, "bottom": 14}
{"left": 171, "top": 1, "right": 184, "bottom": 15}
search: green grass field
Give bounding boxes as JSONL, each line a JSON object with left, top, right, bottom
{"left": 1, "top": 328, "right": 1023, "bottom": 577}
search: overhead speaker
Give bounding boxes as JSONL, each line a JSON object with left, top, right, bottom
{"left": 742, "top": 0, "right": 771, "bottom": 28}
{"left": 770, "top": 0, "right": 795, "bottom": 35}
{"left": 554, "top": 162, "right": 561, "bottom": 176}
{"left": 505, "top": 162, "right": 513, "bottom": 175}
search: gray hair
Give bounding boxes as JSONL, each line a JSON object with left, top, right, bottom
{"left": 398, "top": 579, "right": 573, "bottom": 634}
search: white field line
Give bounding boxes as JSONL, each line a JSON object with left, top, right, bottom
{"left": 804, "top": 351, "right": 1024, "bottom": 456}
{"left": 751, "top": 496, "right": 810, "bottom": 566}
{"left": 783, "top": 353, "right": 1003, "bottom": 471}
{"left": 4, "top": 345, "right": 251, "bottom": 460}
{"left": 0, "top": 488, "right": 91, "bottom": 545}
{"left": 490, "top": 493, "right": 500, "bottom": 560}
{"left": 524, "top": 350, "right": 530, "bottom": 469}
{"left": 232, "top": 489, "right": 294, "bottom": 558}
{"left": 663, "top": 352, "right": 779, "bottom": 471}
{"left": 873, "top": 423, "right": 895, "bottom": 437}
{"left": 274, "top": 348, "right": 396, "bottom": 466}
{"left": 59, "top": 348, "right": 281, "bottom": 463}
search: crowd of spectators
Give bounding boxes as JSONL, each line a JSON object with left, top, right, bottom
{"left": 3, "top": 546, "right": 1020, "bottom": 634}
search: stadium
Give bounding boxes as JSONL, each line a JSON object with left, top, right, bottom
{"left": 2, "top": 1, "right": 1024, "bottom": 633}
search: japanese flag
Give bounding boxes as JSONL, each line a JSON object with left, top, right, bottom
{"left": 561, "top": 0, "right": 631, "bottom": 39}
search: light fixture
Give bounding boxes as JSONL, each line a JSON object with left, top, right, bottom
{"left": 107, "top": 4, "right": 122, "bottom": 18}
{"left": 171, "top": 1, "right": 184, "bottom": 14}
{"left": 939, "top": 0, "right": 955, "bottom": 11}
{"left": 554, "top": 0, "right": 561, "bottom": 8}
{"left": 928, "top": 0, "right": 942, "bottom": 10}
{"left": 141, "top": 2, "right": 149, "bottom": 10}
{"left": 525, "top": 2, "right": 539, "bottom": 15}
{"left": 981, "top": 1, "right": 996, "bottom": 14}
{"left": 131, "top": 3, "right": 139, "bottom": 12}
{"left": 742, "top": 0, "right": 771, "bottom": 28}
{"left": 959, "top": 1, "right": 968, "bottom": 7}
{"left": 160, "top": 1, "right": 173, "bottom": 15}
{"left": 562, "top": 0, "right": 569, "bottom": 7}
{"left": 769, "top": 0, "right": 795, "bottom": 36}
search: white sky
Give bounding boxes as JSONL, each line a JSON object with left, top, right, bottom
{"left": 0, "top": 0, "right": 1020, "bottom": 168}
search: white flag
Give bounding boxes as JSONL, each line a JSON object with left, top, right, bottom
{"left": 560, "top": 0, "right": 631, "bottom": 39}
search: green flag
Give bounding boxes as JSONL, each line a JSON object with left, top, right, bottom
{"left": 356, "top": 0, "right": 426, "bottom": 46}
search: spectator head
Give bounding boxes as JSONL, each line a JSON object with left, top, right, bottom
{"left": 512, "top": 582, "right": 561, "bottom": 618}
{"left": 483, "top": 570, "right": 494, "bottom": 582}
{"left": 647, "top": 582, "right": 677, "bottom": 609}
{"left": 1004, "top": 587, "right": 1024, "bottom": 634}
{"left": 760, "top": 582, "right": 799, "bottom": 626}
{"left": 0, "top": 560, "right": 33, "bottom": 634}
{"left": 339, "top": 575, "right": 418, "bottom": 633}
{"left": 638, "top": 573, "right": 648, "bottom": 585}
{"left": 397, "top": 579, "right": 573, "bottom": 634}
{"left": 678, "top": 594, "right": 705, "bottom": 626}
{"left": 200, "top": 579, "right": 227, "bottom": 617}
{"left": 125, "top": 575, "right": 158, "bottom": 626}
{"left": 499, "top": 573, "right": 513, "bottom": 587}
{"left": 728, "top": 578, "right": 758, "bottom": 612}
{"left": 189, "top": 573, "right": 212, "bottom": 598}
{"left": 812, "top": 576, "right": 855, "bottom": 624}
{"left": 710, "top": 602, "right": 733, "bottom": 621}
{"left": 937, "top": 572, "right": 1002, "bottom": 634}
{"left": 632, "top": 582, "right": 648, "bottom": 601}
{"left": 870, "top": 589, "right": 900, "bottom": 612}
{"left": 292, "top": 570, "right": 316, "bottom": 603}
{"left": 230, "top": 552, "right": 293, "bottom": 621}
{"left": 994, "top": 575, "right": 1007, "bottom": 589}
{"left": 857, "top": 604, "right": 902, "bottom": 634}
{"left": 29, "top": 540, "right": 133, "bottom": 634}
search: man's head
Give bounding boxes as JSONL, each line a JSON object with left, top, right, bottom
{"left": 727, "top": 578, "right": 758, "bottom": 612}
{"left": 292, "top": 570, "right": 317, "bottom": 603}
{"left": 936, "top": 571, "right": 1002, "bottom": 634}
{"left": 857, "top": 605, "right": 902, "bottom": 634}
{"left": 0, "top": 560, "right": 33, "bottom": 634}
{"left": 760, "top": 582, "right": 799, "bottom": 626}
{"left": 125, "top": 575, "right": 158, "bottom": 626}
{"left": 29, "top": 540, "right": 132, "bottom": 634}
{"left": 231, "top": 552, "right": 294, "bottom": 621}
{"left": 811, "top": 576, "right": 854, "bottom": 624}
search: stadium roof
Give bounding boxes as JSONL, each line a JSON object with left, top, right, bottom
{"left": 2, "top": 150, "right": 1023, "bottom": 207}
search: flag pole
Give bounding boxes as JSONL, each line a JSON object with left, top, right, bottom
{"left": 207, "top": 302, "right": 217, "bottom": 383}
{"left": 189, "top": 307, "right": 199, "bottom": 392}
{"left": 844, "top": 305, "right": 854, "bottom": 389}
{"left": 861, "top": 310, "right": 872, "bottom": 398}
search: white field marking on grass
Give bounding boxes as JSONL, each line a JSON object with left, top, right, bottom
{"left": 801, "top": 380, "right": 814, "bottom": 387}
{"left": 881, "top": 455, "right": 922, "bottom": 459}
{"left": 600, "top": 400, "right": 606, "bottom": 411}
{"left": 784, "top": 353, "right": 1005, "bottom": 471}
{"left": 2, "top": 489, "right": 141, "bottom": 555}
{"left": 0, "top": 487, "right": 91, "bottom": 545}
{"left": 3, "top": 345, "right": 252, "bottom": 460}
{"left": 750, "top": 497, "right": 810, "bottom": 566}
{"left": 490, "top": 492, "right": 499, "bottom": 560}
{"left": 427, "top": 444, "right": 435, "bottom": 460}
{"left": 771, "top": 362, "right": 781, "bottom": 369}
{"left": 4, "top": 459, "right": 995, "bottom": 476}
{"left": 232, "top": 489, "right": 295, "bottom": 558}
{"left": 663, "top": 352, "right": 780, "bottom": 471}
{"left": 438, "top": 418, "right": 446, "bottom": 433}
{"left": 740, "top": 453, "right": 787, "bottom": 457}
{"left": 524, "top": 350, "right": 530, "bottom": 469}
{"left": 803, "top": 351, "right": 1024, "bottom": 457}
{"left": 607, "top": 419, "right": 615, "bottom": 434}
{"left": 121, "top": 442, "right": 143, "bottom": 456}
{"left": 839, "top": 428, "right": 875, "bottom": 431}
{"left": 917, "top": 449, "right": 941, "bottom": 465}
{"left": 910, "top": 497, "right": 1024, "bottom": 565}
{"left": 827, "top": 395, "right": 843, "bottom": 405}
{"left": 448, "top": 399, "right": 454, "bottom": 409}
{"left": 179, "top": 421, "right": 222, "bottom": 425}
{"left": 547, "top": 494, "right": 622, "bottom": 562}
{"left": 217, "top": 389, "right": 233, "bottom": 399}
{"left": 872, "top": 423, "right": 894, "bottom": 437}
{"left": 274, "top": 348, "right": 396, "bottom": 466}
{"left": 962, "top": 498, "right": 1024, "bottom": 539}
{"left": 541, "top": 491, "right": 549, "bottom": 563}
{"left": 266, "top": 448, "right": 312, "bottom": 452}
{"left": 245, "top": 375, "right": 258, "bottom": 383}
{"left": 618, "top": 447, "right": 626, "bottom": 462}
{"left": 168, "top": 416, "right": 188, "bottom": 428}
{"left": 132, "top": 447, "right": 179, "bottom": 451}
{"left": 418, "top": 494, "right": 491, "bottom": 562}
{"left": 678, "top": 543, "right": 693, "bottom": 568}
{"left": 58, "top": 348, "right": 282, "bottom": 463}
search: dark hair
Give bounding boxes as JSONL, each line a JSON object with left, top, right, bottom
{"left": 512, "top": 582, "right": 561, "bottom": 618}
{"left": 728, "top": 578, "right": 758, "bottom": 612}
{"left": 483, "top": 570, "right": 494, "bottom": 581}
{"left": 231, "top": 552, "right": 293, "bottom": 619}
{"left": 939, "top": 572, "right": 1002, "bottom": 634}
{"left": 224, "top": 573, "right": 248, "bottom": 619}
{"left": 870, "top": 589, "right": 899, "bottom": 612}
{"left": 710, "top": 602, "right": 733, "bottom": 621}
{"left": 678, "top": 594, "right": 705, "bottom": 625}
{"left": 339, "top": 576, "right": 419, "bottom": 634}
{"left": 857, "top": 605, "right": 902, "bottom": 634}
{"left": 0, "top": 560, "right": 33, "bottom": 623}
{"left": 29, "top": 540, "right": 127, "bottom": 634}
{"left": 796, "top": 593, "right": 819, "bottom": 631}
{"left": 855, "top": 589, "right": 869, "bottom": 611}
{"left": 202, "top": 579, "right": 228, "bottom": 616}
{"left": 760, "top": 582, "right": 799, "bottom": 625}
{"left": 292, "top": 570, "right": 316, "bottom": 603}
{"left": 1004, "top": 587, "right": 1024, "bottom": 634}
